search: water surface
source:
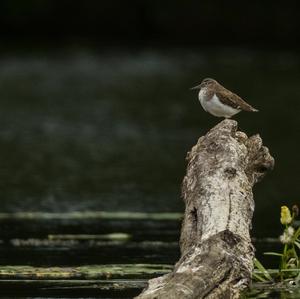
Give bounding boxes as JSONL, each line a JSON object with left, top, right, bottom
{"left": 0, "top": 48, "right": 299, "bottom": 297}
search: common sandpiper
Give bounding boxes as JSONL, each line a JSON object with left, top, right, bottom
{"left": 191, "top": 78, "right": 258, "bottom": 118}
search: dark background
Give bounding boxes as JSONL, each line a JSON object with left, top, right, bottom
{"left": 1, "top": 0, "right": 300, "bottom": 48}
{"left": 0, "top": 1, "right": 299, "bottom": 238}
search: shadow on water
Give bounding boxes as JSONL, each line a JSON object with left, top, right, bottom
{"left": 0, "top": 48, "right": 299, "bottom": 298}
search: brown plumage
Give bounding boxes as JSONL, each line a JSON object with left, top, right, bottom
{"left": 191, "top": 78, "right": 258, "bottom": 118}
{"left": 215, "top": 84, "right": 258, "bottom": 112}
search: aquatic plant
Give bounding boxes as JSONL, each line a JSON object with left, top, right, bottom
{"left": 253, "top": 205, "right": 300, "bottom": 283}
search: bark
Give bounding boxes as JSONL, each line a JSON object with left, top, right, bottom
{"left": 136, "top": 119, "right": 274, "bottom": 299}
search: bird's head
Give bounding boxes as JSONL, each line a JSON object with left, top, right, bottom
{"left": 190, "top": 78, "right": 217, "bottom": 90}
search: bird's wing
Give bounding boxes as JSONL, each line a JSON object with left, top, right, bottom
{"left": 216, "top": 89, "right": 258, "bottom": 112}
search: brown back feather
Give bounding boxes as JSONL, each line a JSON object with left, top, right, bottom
{"left": 215, "top": 83, "right": 258, "bottom": 112}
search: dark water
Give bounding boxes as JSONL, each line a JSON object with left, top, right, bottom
{"left": 0, "top": 48, "right": 300, "bottom": 297}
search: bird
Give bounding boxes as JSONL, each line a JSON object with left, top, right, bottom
{"left": 190, "top": 78, "right": 258, "bottom": 118}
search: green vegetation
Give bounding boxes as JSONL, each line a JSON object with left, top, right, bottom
{"left": 0, "top": 211, "right": 182, "bottom": 221}
{"left": 0, "top": 264, "right": 172, "bottom": 280}
{"left": 253, "top": 205, "right": 300, "bottom": 283}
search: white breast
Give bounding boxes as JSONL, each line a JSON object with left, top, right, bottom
{"left": 198, "top": 89, "right": 240, "bottom": 118}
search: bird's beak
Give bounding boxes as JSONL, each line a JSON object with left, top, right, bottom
{"left": 190, "top": 84, "right": 201, "bottom": 90}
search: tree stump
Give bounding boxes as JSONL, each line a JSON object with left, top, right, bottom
{"left": 136, "top": 119, "right": 274, "bottom": 299}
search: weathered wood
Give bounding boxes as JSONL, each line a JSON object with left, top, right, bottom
{"left": 136, "top": 119, "right": 274, "bottom": 299}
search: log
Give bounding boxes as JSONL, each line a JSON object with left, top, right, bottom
{"left": 136, "top": 119, "right": 274, "bottom": 299}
